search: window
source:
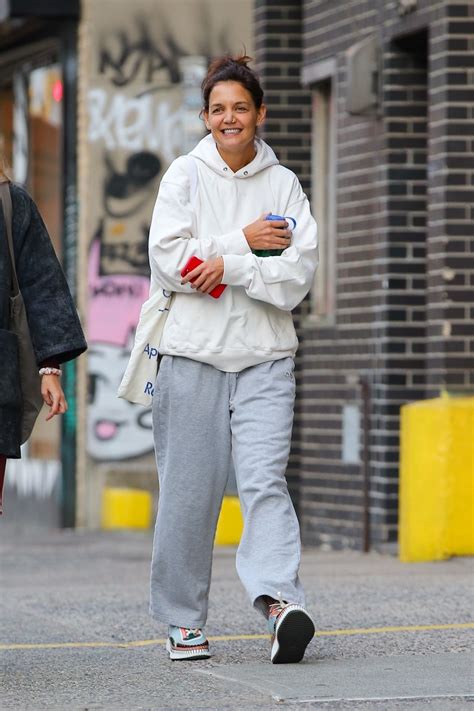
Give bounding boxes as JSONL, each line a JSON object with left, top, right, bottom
{"left": 309, "top": 75, "right": 336, "bottom": 322}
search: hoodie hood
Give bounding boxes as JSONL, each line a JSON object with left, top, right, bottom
{"left": 189, "top": 133, "right": 279, "bottom": 179}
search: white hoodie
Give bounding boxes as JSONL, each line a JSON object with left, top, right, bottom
{"left": 148, "top": 134, "right": 318, "bottom": 372}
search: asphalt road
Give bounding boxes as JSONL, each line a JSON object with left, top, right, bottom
{"left": 1, "top": 529, "right": 473, "bottom": 710}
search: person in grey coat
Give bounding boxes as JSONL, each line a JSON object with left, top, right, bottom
{"left": 0, "top": 171, "right": 87, "bottom": 511}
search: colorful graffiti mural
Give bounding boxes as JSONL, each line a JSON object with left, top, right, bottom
{"left": 87, "top": 240, "right": 152, "bottom": 459}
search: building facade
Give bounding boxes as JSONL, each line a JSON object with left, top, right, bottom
{"left": 1, "top": 0, "right": 472, "bottom": 550}
{"left": 255, "top": 0, "right": 474, "bottom": 549}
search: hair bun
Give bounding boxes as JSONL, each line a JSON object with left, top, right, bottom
{"left": 233, "top": 54, "right": 253, "bottom": 67}
{"left": 201, "top": 53, "right": 264, "bottom": 111}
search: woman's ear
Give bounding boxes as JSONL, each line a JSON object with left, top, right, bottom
{"left": 256, "top": 103, "right": 267, "bottom": 127}
{"left": 203, "top": 110, "right": 211, "bottom": 131}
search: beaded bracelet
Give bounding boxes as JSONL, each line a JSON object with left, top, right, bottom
{"left": 39, "top": 367, "right": 62, "bottom": 377}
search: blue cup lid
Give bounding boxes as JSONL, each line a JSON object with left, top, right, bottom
{"left": 265, "top": 214, "right": 296, "bottom": 229}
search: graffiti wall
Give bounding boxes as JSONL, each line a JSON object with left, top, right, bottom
{"left": 80, "top": 0, "right": 252, "bottom": 515}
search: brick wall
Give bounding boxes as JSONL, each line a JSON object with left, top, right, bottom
{"left": 426, "top": 2, "right": 474, "bottom": 393}
{"left": 301, "top": 0, "right": 384, "bottom": 548}
{"left": 255, "top": 0, "right": 312, "bottom": 188}
{"left": 255, "top": 0, "right": 474, "bottom": 549}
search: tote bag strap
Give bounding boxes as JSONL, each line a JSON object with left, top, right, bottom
{"left": 0, "top": 182, "right": 20, "bottom": 297}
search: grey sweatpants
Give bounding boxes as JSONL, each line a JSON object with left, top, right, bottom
{"left": 149, "top": 355, "right": 305, "bottom": 628}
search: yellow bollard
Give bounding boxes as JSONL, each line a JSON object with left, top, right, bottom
{"left": 399, "top": 396, "right": 474, "bottom": 562}
{"left": 215, "top": 495, "right": 244, "bottom": 545}
{"left": 101, "top": 487, "right": 152, "bottom": 530}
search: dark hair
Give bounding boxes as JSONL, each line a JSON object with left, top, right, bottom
{"left": 201, "top": 54, "right": 264, "bottom": 111}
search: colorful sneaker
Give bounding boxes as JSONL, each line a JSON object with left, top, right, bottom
{"left": 166, "top": 626, "right": 211, "bottom": 661}
{"left": 267, "top": 593, "right": 315, "bottom": 664}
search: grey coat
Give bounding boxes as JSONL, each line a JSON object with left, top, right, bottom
{"left": 0, "top": 183, "right": 87, "bottom": 458}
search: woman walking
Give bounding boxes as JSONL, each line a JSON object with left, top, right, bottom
{"left": 148, "top": 55, "right": 318, "bottom": 663}
{"left": 0, "top": 165, "right": 87, "bottom": 512}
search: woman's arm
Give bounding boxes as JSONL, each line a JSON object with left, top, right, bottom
{"left": 37, "top": 359, "right": 67, "bottom": 421}
{"left": 222, "top": 188, "right": 318, "bottom": 311}
{"left": 12, "top": 186, "right": 87, "bottom": 364}
{"left": 148, "top": 158, "right": 251, "bottom": 293}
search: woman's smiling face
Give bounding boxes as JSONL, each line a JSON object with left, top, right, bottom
{"left": 204, "top": 81, "right": 266, "bottom": 162}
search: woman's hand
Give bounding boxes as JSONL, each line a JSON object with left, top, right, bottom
{"left": 243, "top": 213, "right": 292, "bottom": 251}
{"left": 181, "top": 257, "right": 225, "bottom": 295}
{"left": 41, "top": 375, "right": 68, "bottom": 421}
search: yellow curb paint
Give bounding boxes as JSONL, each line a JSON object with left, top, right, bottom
{"left": 211, "top": 622, "right": 474, "bottom": 641}
{"left": 1, "top": 622, "right": 472, "bottom": 651}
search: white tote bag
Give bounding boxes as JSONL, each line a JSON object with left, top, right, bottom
{"left": 117, "top": 155, "right": 198, "bottom": 407}
{"left": 117, "top": 286, "right": 173, "bottom": 406}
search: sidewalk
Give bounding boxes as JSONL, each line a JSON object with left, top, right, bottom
{"left": 1, "top": 529, "right": 473, "bottom": 709}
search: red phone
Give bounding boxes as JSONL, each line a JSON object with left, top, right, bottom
{"left": 180, "top": 256, "right": 227, "bottom": 299}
